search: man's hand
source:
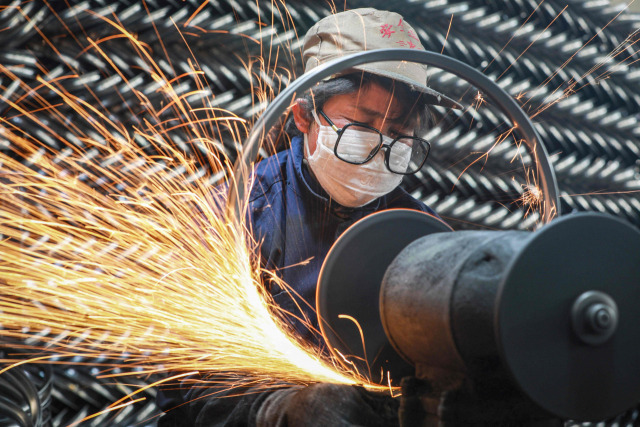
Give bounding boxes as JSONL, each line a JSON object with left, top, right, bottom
{"left": 256, "top": 383, "right": 399, "bottom": 427}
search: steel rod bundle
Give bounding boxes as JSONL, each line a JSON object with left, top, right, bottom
{"left": 0, "top": 0, "right": 638, "bottom": 425}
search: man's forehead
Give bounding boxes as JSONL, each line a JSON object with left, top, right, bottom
{"left": 353, "top": 105, "right": 404, "bottom": 123}
{"left": 341, "top": 86, "right": 406, "bottom": 119}
{"left": 344, "top": 93, "right": 415, "bottom": 125}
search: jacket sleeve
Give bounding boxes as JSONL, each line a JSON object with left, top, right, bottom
{"left": 156, "top": 377, "right": 400, "bottom": 427}
{"left": 156, "top": 373, "right": 278, "bottom": 427}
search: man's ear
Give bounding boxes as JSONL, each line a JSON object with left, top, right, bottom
{"left": 292, "top": 99, "right": 311, "bottom": 133}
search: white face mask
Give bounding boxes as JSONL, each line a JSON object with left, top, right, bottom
{"left": 304, "top": 112, "right": 410, "bottom": 208}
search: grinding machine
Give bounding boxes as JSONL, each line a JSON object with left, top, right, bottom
{"left": 317, "top": 209, "right": 640, "bottom": 426}
{"left": 229, "top": 47, "right": 640, "bottom": 425}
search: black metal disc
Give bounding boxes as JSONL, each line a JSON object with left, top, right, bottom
{"left": 316, "top": 209, "right": 452, "bottom": 384}
{"left": 496, "top": 213, "right": 640, "bottom": 421}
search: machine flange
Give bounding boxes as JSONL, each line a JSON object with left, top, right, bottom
{"left": 316, "top": 209, "right": 452, "bottom": 383}
{"left": 496, "top": 213, "right": 640, "bottom": 421}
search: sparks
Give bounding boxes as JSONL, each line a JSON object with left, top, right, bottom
{"left": 520, "top": 183, "right": 543, "bottom": 215}
{"left": 1, "top": 4, "right": 636, "bottom": 417}
{"left": 0, "top": 2, "right": 374, "bottom": 406}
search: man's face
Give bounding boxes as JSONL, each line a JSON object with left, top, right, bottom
{"left": 301, "top": 82, "right": 415, "bottom": 157}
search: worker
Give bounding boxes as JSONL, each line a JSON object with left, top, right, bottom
{"left": 157, "top": 8, "right": 458, "bottom": 426}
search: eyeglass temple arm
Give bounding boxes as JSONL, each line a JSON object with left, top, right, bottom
{"left": 315, "top": 109, "right": 340, "bottom": 133}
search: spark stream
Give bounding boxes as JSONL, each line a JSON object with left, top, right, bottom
{"left": 0, "top": 2, "right": 366, "bottom": 397}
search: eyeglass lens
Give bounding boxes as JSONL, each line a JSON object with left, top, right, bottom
{"left": 335, "top": 123, "right": 429, "bottom": 174}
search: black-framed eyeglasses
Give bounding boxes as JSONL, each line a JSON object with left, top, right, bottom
{"left": 317, "top": 109, "right": 431, "bottom": 175}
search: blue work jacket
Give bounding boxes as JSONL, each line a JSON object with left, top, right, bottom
{"left": 247, "top": 135, "right": 436, "bottom": 345}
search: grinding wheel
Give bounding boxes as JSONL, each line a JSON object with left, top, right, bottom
{"left": 497, "top": 212, "right": 640, "bottom": 421}
{"left": 316, "top": 209, "right": 452, "bottom": 384}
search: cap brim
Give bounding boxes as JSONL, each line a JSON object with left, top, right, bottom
{"left": 352, "top": 64, "right": 463, "bottom": 109}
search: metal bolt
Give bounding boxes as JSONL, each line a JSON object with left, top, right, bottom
{"left": 572, "top": 291, "right": 619, "bottom": 346}
{"left": 586, "top": 303, "right": 614, "bottom": 332}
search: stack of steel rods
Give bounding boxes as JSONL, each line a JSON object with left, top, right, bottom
{"left": 0, "top": 1, "right": 638, "bottom": 425}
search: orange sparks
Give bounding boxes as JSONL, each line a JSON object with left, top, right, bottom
{"left": 1, "top": 5, "right": 635, "bottom": 419}
{"left": 0, "top": 3, "right": 373, "bottom": 409}
{"left": 520, "top": 183, "right": 543, "bottom": 215}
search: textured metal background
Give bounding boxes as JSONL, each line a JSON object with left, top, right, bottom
{"left": 0, "top": 0, "right": 638, "bottom": 425}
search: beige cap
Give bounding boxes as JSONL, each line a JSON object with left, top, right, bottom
{"left": 302, "top": 8, "right": 459, "bottom": 108}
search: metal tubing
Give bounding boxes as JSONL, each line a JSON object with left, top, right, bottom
{"left": 380, "top": 229, "right": 530, "bottom": 373}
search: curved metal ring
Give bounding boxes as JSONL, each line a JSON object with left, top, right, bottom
{"left": 226, "top": 48, "right": 559, "bottom": 224}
